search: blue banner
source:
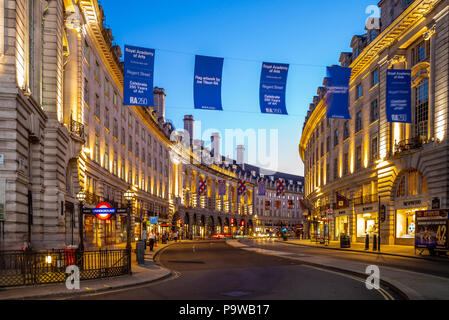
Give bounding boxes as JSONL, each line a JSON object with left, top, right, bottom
{"left": 260, "top": 62, "right": 289, "bottom": 115}
{"left": 386, "top": 69, "right": 412, "bottom": 123}
{"left": 325, "top": 66, "right": 352, "bottom": 119}
{"left": 124, "top": 45, "right": 155, "bottom": 107}
{"left": 194, "top": 55, "right": 224, "bottom": 111}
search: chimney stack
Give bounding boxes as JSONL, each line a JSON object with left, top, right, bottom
{"left": 211, "top": 132, "right": 221, "bottom": 163}
{"left": 236, "top": 145, "right": 245, "bottom": 169}
{"left": 183, "top": 115, "right": 194, "bottom": 148}
{"left": 153, "top": 87, "right": 166, "bottom": 120}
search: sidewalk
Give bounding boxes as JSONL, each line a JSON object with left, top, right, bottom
{"left": 0, "top": 241, "right": 179, "bottom": 300}
{"left": 280, "top": 239, "right": 449, "bottom": 261}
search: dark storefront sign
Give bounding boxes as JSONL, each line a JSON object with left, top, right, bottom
{"left": 432, "top": 198, "right": 441, "bottom": 210}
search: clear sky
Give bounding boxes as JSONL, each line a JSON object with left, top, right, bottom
{"left": 101, "top": 0, "right": 376, "bottom": 176}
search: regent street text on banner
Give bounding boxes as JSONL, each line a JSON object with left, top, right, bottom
{"left": 325, "top": 66, "right": 352, "bottom": 120}
{"left": 386, "top": 69, "right": 412, "bottom": 123}
{"left": 194, "top": 55, "right": 224, "bottom": 111}
{"left": 260, "top": 62, "right": 289, "bottom": 115}
{"left": 123, "top": 45, "right": 155, "bottom": 107}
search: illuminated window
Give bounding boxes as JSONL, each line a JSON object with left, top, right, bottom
{"left": 94, "top": 134, "right": 100, "bottom": 163}
{"left": 356, "top": 145, "right": 362, "bottom": 171}
{"left": 396, "top": 176, "right": 406, "bottom": 198}
{"left": 408, "top": 171, "right": 418, "bottom": 196}
{"left": 343, "top": 121, "right": 349, "bottom": 140}
{"left": 414, "top": 79, "right": 429, "bottom": 138}
{"left": 104, "top": 144, "right": 109, "bottom": 170}
{"left": 113, "top": 152, "right": 118, "bottom": 176}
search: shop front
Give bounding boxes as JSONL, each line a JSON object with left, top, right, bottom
{"left": 395, "top": 199, "right": 427, "bottom": 246}
{"left": 334, "top": 209, "right": 350, "bottom": 240}
{"left": 356, "top": 205, "right": 378, "bottom": 243}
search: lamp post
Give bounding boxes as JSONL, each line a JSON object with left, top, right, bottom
{"left": 124, "top": 188, "right": 135, "bottom": 251}
{"left": 76, "top": 190, "right": 86, "bottom": 252}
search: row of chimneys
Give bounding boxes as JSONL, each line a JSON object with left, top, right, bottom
{"left": 183, "top": 115, "right": 245, "bottom": 168}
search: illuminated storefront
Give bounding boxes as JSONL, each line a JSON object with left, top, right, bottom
{"left": 356, "top": 213, "right": 378, "bottom": 239}
{"left": 335, "top": 214, "right": 350, "bottom": 238}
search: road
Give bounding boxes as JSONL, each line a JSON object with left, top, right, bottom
{"left": 242, "top": 239, "right": 449, "bottom": 279}
{"left": 69, "top": 240, "right": 403, "bottom": 300}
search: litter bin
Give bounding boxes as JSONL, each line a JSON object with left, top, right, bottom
{"left": 136, "top": 240, "right": 145, "bottom": 265}
{"left": 340, "top": 235, "right": 351, "bottom": 248}
{"left": 162, "top": 234, "right": 167, "bottom": 244}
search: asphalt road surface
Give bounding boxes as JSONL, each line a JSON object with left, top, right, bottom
{"left": 70, "top": 241, "right": 402, "bottom": 300}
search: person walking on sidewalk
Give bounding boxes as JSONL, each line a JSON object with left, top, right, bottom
{"left": 149, "top": 230, "right": 156, "bottom": 251}
{"left": 142, "top": 228, "right": 148, "bottom": 251}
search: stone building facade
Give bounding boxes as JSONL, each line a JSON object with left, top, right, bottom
{"left": 299, "top": 0, "right": 448, "bottom": 246}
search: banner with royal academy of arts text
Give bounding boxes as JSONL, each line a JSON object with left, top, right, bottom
{"left": 123, "top": 45, "right": 155, "bottom": 107}
{"left": 194, "top": 55, "right": 224, "bottom": 111}
{"left": 325, "top": 66, "right": 352, "bottom": 120}
{"left": 260, "top": 62, "right": 289, "bottom": 115}
{"left": 386, "top": 69, "right": 412, "bottom": 123}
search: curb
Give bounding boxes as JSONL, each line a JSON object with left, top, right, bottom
{"left": 226, "top": 240, "right": 409, "bottom": 300}
{"left": 277, "top": 240, "right": 449, "bottom": 263}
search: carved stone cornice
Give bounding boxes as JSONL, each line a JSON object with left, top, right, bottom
{"left": 388, "top": 55, "right": 407, "bottom": 68}
{"left": 423, "top": 24, "right": 436, "bottom": 40}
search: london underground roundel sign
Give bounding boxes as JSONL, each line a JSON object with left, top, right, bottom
{"left": 93, "top": 202, "right": 115, "bottom": 221}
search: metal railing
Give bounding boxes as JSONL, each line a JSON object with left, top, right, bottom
{"left": 353, "top": 194, "right": 378, "bottom": 206}
{"left": 0, "top": 249, "right": 130, "bottom": 288}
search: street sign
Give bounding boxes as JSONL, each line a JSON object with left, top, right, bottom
{"left": 327, "top": 209, "right": 333, "bottom": 215}
{"left": 150, "top": 216, "right": 158, "bottom": 224}
{"left": 82, "top": 208, "right": 92, "bottom": 214}
{"left": 116, "top": 208, "right": 128, "bottom": 214}
{"left": 94, "top": 202, "right": 115, "bottom": 221}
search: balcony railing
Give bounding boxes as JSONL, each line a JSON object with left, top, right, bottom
{"left": 353, "top": 194, "right": 378, "bottom": 206}
{"left": 394, "top": 136, "right": 427, "bottom": 155}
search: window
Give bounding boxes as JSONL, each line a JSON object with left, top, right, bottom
{"left": 356, "top": 145, "right": 362, "bottom": 170}
{"left": 334, "top": 129, "right": 339, "bottom": 147}
{"left": 343, "top": 121, "right": 349, "bottom": 140}
{"left": 326, "top": 163, "right": 330, "bottom": 184}
{"left": 414, "top": 79, "right": 429, "bottom": 138}
{"left": 343, "top": 153, "right": 349, "bottom": 175}
{"left": 135, "top": 121, "right": 139, "bottom": 135}
{"left": 355, "top": 111, "right": 362, "bottom": 133}
{"left": 95, "top": 94, "right": 100, "bottom": 118}
{"left": 84, "top": 79, "right": 89, "bottom": 104}
{"left": 412, "top": 41, "right": 430, "bottom": 66}
{"left": 105, "top": 78, "right": 110, "bottom": 96}
{"left": 128, "top": 112, "right": 132, "bottom": 127}
{"left": 121, "top": 127, "right": 125, "bottom": 145}
{"left": 136, "top": 142, "right": 139, "bottom": 158}
{"left": 333, "top": 158, "right": 338, "bottom": 180}
{"left": 371, "top": 69, "right": 378, "bottom": 87}
{"left": 121, "top": 159, "right": 125, "bottom": 180}
{"left": 94, "top": 134, "right": 100, "bottom": 163}
{"left": 113, "top": 152, "right": 118, "bottom": 176}
{"left": 113, "top": 119, "right": 118, "bottom": 138}
{"left": 128, "top": 135, "right": 132, "bottom": 152}
{"left": 113, "top": 91, "right": 118, "bottom": 106}
{"left": 320, "top": 142, "right": 324, "bottom": 157}
{"left": 148, "top": 154, "right": 152, "bottom": 168}
{"left": 104, "top": 144, "right": 109, "bottom": 170}
{"left": 370, "top": 100, "right": 378, "bottom": 123}
{"left": 142, "top": 149, "right": 145, "bottom": 163}
{"left": 326, "top": 136, "right": 330, "bottom": 154}
{"left": 356, "top": 84, "right": 363, "bottom": 100}
{"left": 104, "top": 107, "right": 109, "bottom": 129}
{"left": 371, "top": 137, "right": 378, "bottom": 163}
{"left": 84, "top": 41, "right": 90, "bottom": 61}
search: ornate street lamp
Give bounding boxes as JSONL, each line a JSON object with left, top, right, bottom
{"left": 124, "top": 188, "right": 135, "bottom": 251}
{"left": 76, "top": 189, "right": 86, "bottom": 252}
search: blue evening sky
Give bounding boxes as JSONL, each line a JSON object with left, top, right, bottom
{"left": 101, "top": 0, "right": 377, "bottom": 176}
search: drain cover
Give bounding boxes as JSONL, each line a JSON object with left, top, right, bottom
{"left": 221, "top": 291, "right": 251, "bottom": 297}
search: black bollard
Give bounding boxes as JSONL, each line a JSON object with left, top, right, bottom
{"left": 365, "top": 234, "right": 370, "bottom": 250}
{"left": 373, "top": 234, "right": 377, "bottom": 251}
